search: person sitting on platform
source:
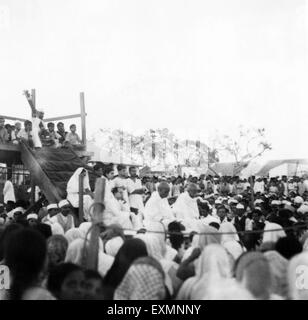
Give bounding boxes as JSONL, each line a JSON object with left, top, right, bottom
{"left": 17, "top": 120, "right": 33, "bottom": 147}
{"left": 65, "top": 124, "right": 82, "bottom": 148}
{"left": 66, "top": 168, "right": 94, "bottom": 222}
{"left": 47, "top": 122, "right": 61, "bottom": 148}
{"left": 56, "top": 122, "right": 68, "bottom": 145}
{"left": 0, "top": 117, "right": 9, "bottom": 144}
{"left": 49, "top": 200, "right": 75, "bottom": 233}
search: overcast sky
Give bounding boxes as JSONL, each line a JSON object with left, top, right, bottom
{"left": 1, "top": 0, "right": 307, "bottom": 161}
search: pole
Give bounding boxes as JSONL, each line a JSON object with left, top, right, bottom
{"left": 80, "top": 92, "right": 87, "bottom": 147}
{"left": 78, "top": 173, "right": 84, "bottom": 226}
{"left": 31, "top": 89, "right": 36, "bottom": 109}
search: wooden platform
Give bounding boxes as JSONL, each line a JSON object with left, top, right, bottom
{"left": 0, "top": 143, "right": 93, "bottom": 165}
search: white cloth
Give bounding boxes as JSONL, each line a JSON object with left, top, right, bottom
{"left": 254, "top": 181, "right": 265, "bottom": 194}
{"left": 144, "top": 191, "right": 175, "bottom": 228}
{"left": 103, "top": 194, "right": 135, "bottom": 229}
{"left": 65, "top": 238, "right": 114, "bottom": 277}
{"left": 172, "top": 191, "right": 199, "bottom": 221}
{"left": 126, "top": 177, "right": 145, "bottom": 213}
{"left": 31, "top": 116, "right": 44, "bottom": 148}
{"left": 110, "top": 177, "right": 130, "bottom": 206}
{"left": 49, "top": 213, "right": 75, "bottom": 233}
{"left": 66, "top": 168, "right": 94, "bottom": 221}
{"left": 262, "top": 222, "right": 286, "bottom": 243}
{"left": 3, "top": 180, "right": 15, "bottom": 204}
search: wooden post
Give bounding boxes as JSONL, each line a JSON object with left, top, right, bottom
{"left": 31, "top": 89, "right": 36, "bottom": 109}
{"left": 78, "top": 173, "right": 84, "bottom": 226}
{"left": 80, "top": 92, "right": 86, "bottom": 147}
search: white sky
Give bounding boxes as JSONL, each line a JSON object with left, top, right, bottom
{"left": 1, "top": 0, "right": 308, "bottom": 162}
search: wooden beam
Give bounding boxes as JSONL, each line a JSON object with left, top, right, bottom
{"left": 0, "top": 115, "right": 27, "bottom": 123}
{"left": 43, "top": 113, "right": 85, "bottom": 122}
{"left": 78, "top": 173, "right": 84, "bottom": 226}
{"left": 80, "top": 92, "right": 87, "bottom": 147}
{"left": 31, "top": 89, "right": 36, "bottom": 109}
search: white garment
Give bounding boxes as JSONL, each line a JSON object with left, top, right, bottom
{"left": 3, "top": 180, "right": 15, "bottom": 204}
{"left": 172, "top": 191, "right": 199, "bottom": 220}
{"left": 262, "top": 221, "right": 286, "bottom": 243}
{"left": 66, "top": 168, "right": 94, "bottom": 221}
{"left": 126, "top": 177, "right": 145, "bottom": 213}
{"left": 103, "top": 194, "right": 134, "bottom": 229}
{"left": 254, "top": 181, "right": 264, "bottom": 194}
{"left": 144, "top": 191, "right": 175, "bottom": 228}
{"left": 110, "top": 176, "right": 130, "bottom": 206}
{"left": 31, "top": 116, "right": 44, "bottom": 148}
{"left": 50, "top": 213, "right": 75, "bottom": 233}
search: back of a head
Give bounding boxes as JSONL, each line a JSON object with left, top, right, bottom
{"left": 4, "top": 228, "right": 47, "bottom": 300}
{"left": 47, "top": 262, "right": 82, "bottom": 299}
{"left": 275, "top": 236, "right": 303, "bottom": 260}
{"left": 0, "top": 223, "right": 24, "bottom": 261}
{"left": 35, "top": 223, "right": 52, "bottom": 239}
{"left": 235, "top": 252, "right": 272, "bottom": 300}
{"left": 103, "top": 238, "right": 148, "bottom": 288}
{"left": 288, "top": 251, "right": 308, "bottom": 300}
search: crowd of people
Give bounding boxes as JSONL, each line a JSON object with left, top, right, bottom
{"left": 0, "top": 111, "right": 82, "bottom": 149}
{"left": 1, "top": 161, "right": 308, "bottom": 300}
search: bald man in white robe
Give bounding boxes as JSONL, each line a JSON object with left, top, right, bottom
{"left": 143, "top": 181, "right": 175, "bottom": 229}
{"left": 172, "top": 183, "right": 200, "bottom": 231}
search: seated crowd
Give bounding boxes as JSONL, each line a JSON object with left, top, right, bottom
{"left": 1, "top": 165, "right": 308, "bottom": 300}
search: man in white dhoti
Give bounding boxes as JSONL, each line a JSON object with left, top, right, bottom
{"left": 172, "top": 183, "right": 200, "bottom": 230}
{"left": 103, "top": 186, "right": 138, "bottom": 231}
{"left": 31, "top": 108, "right": 45, "bottom": 149}
{"left": 66, "top": 167, "right": 94, "bottom": 221}
{"left": 144, "top": 181, "right": 175, "bottom": 228}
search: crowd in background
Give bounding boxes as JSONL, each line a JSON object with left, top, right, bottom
{"left": 1, "top": 161, "right": 308, "bottom": 300}
{"left": 0, "top": 114, "right": 82, "bottom": 149}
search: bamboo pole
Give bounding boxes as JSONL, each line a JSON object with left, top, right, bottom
{"left": 80, "top": 92, "right": 87, "bottom": 147}
{"left": 78, "top": 173, "right": 84, "bottom": 226}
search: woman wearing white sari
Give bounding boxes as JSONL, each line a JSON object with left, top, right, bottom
{"left": 177, "top": 244, "right": 232, "bottom": 300}
{"left": 66, "top": 168, "right": 94, "bottom": 221}
{"left": 220, "top": 222, "right": 244, "bottom": 261}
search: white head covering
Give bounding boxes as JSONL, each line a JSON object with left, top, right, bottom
{"left": 262, "top": 222, "right": 286, "bottom": 243}
{"left": 27, "top": 213, "right": 38, "bottom": 220}
{"left": 65, "top": 238, "right": 114, "bottom": 277}
{"left": 254, "top": 199, "right": 264, "bottom": 205}
{"left": 78, "top": 222, "right": 92, "bottom": 239}
{"left": 223, "top": 240, "right": 244, "bottom": 261}
{"left": 67, "top": 167, "right": 90, "bottom": 194}
{"left": 220, "top": 222, "right": 240, "bottom": 244}
{"left": 65, "top": 228, "right": 83, "bottom": 244}
{"left": 298, "top": 204, "right": 308, "bottom": 214}
{"left": 50, "top": 222, "right": 65, "bottom": 235}
{"left": 0, "top": 217, "right": 5, "bottom": 225}
{"left": 236, "top": 203, "right": 245, "bottom": 209}
{"left": 294, "top": 196, "right": 304, "bottom": 205}
{"left": 58, "top": 199, "right": 70, "bottom": 208}
{"left": 105, "top": 236, "right": 124, "bottom": 257}
{"left": 47, "top": 204, "right": 58, "bottom": 211}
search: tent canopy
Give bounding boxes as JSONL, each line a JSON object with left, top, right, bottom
{"left": 256, "top": 159, "right": 308, "bottom": 176}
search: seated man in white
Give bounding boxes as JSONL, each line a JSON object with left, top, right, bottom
{"left": 103, "top": 186, "right": 138, "bottom": 231}
{"left": 172, "top": 183, "right": 200, "bottom": 231}
{"left": 144, "top": 181, "right": 175, "bottom": 229}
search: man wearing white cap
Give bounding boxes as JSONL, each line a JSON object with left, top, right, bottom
{"left": 27, "top": 213, "right": 38, "bottom": 227}
{"left": 42, "top": 203, "right": 59, "bottom": 224}
{"left": 49, "top": 199, "right": 75, "bottom": 232}
{"left": 294, "top": 196, "right": 304, "bottom": 208}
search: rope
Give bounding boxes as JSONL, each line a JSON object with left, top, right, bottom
{"left": 113, "top": 221, "right": 308, "bottom": 237}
